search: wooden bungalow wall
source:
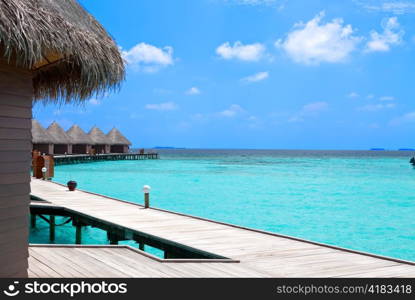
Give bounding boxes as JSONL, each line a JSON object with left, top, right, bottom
{"left": 0, "top": 61, "right": 31, "bottom": 277}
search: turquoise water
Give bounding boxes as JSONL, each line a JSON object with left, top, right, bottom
{"left": 31, "top": 150, "right": 415, "bottom": 261}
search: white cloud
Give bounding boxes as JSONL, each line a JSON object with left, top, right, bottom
{"left": 219, "top": 104, "right": 245, "bottom": 117}
{"left": 186, "top": 87, "right": 201, "bottom": 95}
{"left": 145, "top": 102, "right": 178, "bottom": 111}
{"left": 379, "top": 95, "right": 395, "bottom": 101}
{"left": 122, "top": 43, "right": 174, "bottom": 72}
{"left": 356, "top": 0, "right": 415, "bottom": 14}
{"left": 367, "top": 94, "right": 375, "bottom": 99}
{"left": 302, "top": 102, "right": 329, "bottom": 114}
{"left": 216, "top": 41, "right": 265, "bottom": 61}
{"left": 390, "top": 111, "right": 415, "bottom": 125}
{"left": 276, "top": 12, "right": 361, "bottom": 65}
{"left": 348, "top": 92, "right": 360, "bottom": 98}
{"left": 191, "top": 113, "right": 207, "bottom": 121}
{"left": 357, "top": 103, "right": 396, "bottom": 111}
{"left": 289, "top": 101, "right": 328, "bottom": 122}
{"left": 89, "top": 98, "right": 101, "bottom": 105}
{"left": 242, "top": 71, "right": 269, "bottom": 82}
{"left": 365, "top": 17, "right": 403, "bottom": 52}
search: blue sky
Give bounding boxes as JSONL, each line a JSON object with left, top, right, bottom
{"left": 33, "top": 0, "right": 415, "bottom": 149}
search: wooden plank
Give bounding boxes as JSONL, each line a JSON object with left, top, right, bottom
{"left": 0, "top": 172, "right": 30, "bottom": 185}
{"left": 0, "top": 117, "right": 31, "bottom": 129}
{"left": 0, "top": 151, "right": 31, "bottom": 163}
{"left": 0, "top": 162, "right": 31, "bottom": 174}
{"left": 29, "top": 256, "right": 64, "bottom": 277}
{"left": 0, "top": 194, "right": 30, "bottom": 208}
{"left": 0, "top": 128, "right": 31, "bottom": 140}
{"left": 0, "top": 139, "right": 32, "bottom": 151}
{"left": 0, "top": 64, "right": 32, "bottom": 98}
{"left": 30, "top": 248, "right": 87, "bottom": 277}
{"left": 0, "top": 104, "right": 31, "bottom": 119}
{"left": 37, "top": 248, "right": 104, "bottom": 278}
{"left": 0, "top": 183, "right": 30, "bottom": 197}
{"left": 0, "top": 204, "right": 29, "bottom": 220}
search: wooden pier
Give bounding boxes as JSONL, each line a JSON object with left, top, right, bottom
{"left": 30, "top": 179, "right": 415, "bottom": 278}
{"left": 28, "top": 245, "right": 266, "bottom": 278}
{"left": 53, "top": 153, "right": 158, "bottom": 165}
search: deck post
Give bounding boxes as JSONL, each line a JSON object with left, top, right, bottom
{"left": 139, "top": 243, "right": 145, "bottom": 251}
{"left": 30, "top": 214, "right": 36, "bottom": 228}
{"left": 143, "top": 185, "right": 151, "bottom": 209}
{"left": 107, "top": 231, "right": 119, "bottom": 245}
{"left": 144, "top": 193, "right": 150, "bottom": 208}
{"left": 75, "top": 224, "right": 82, "bottom": 244}
{"left": 49, "top": 215, "right": 55, "bottom": 242}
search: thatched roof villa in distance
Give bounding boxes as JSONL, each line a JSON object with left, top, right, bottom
{"left": 32, "top": 121, "right": 133, "bottom": 155}
{"left": 107, "top": 128, "right": 132, "bottom": 153}
{"left": 31, "top": 120, "right": 55, "bottom": 155}
{"left": 66, "top": 125, "right": 93, "bottom": 155}
{"left": 0, "top": 0, "right": 125, "bottom": 277}
{"left": 46, "top": 122, "right": 72, "bottom": 154}
{"left": 88, "top": 126, "right": 111, "bottom": 154}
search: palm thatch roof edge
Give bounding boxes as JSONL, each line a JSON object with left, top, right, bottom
{"left": 0, "top": 0, "right": 125, "bottom": 103}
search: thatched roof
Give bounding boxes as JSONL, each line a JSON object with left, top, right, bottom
{"left": 46, "top": 121, "right": 71, "bottom": 144}
{"left": 0, "top": 0, "right": 125, "bottom": 103}
{"left": 67, "top": 125, "right": 93, "bottom": 145}
{"left": 88, "top": 126, "right": 109, "bottom": 144}
{"left": 107, "top": 128, "right": 132, "bottom": 146}
{"left": 32, "top": 119, "right": 55, "bottom": 144}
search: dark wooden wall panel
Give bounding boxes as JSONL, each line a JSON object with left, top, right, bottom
{"left": 0, "top": 61, "right": 32, "bottom": 277}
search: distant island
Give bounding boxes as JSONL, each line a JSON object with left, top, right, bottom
{"left": 369, "top": 148, "right": 415, "bottom": 151}
{"left": 153, "top": 146, "right": 187, "bottom": 149}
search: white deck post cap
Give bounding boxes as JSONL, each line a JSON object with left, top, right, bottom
{"left": 142, "top": 185, "right": 151, "bottom": 194}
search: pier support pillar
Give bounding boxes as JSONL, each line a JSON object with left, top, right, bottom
{"left": 31, "top": 214, "right": 36, "bottom": 228}
{"left": 49, "top": 215, "right": 55, "bottom": 242}
{"left": 139, "top": 243, "right": 145, "bottom": 251}
{"left": 107, "top": 231, "right": 119, "bottom": 245}
{"left": 75, "top": 225, "right": 82, "bottom": 244}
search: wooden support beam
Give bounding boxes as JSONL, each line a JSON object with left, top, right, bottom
{"left": 30, "top": 214, "right": 36, "bottom": 228}
{"left": 49, "top": 215, "right": 55, "bottom": 242}
{"left": 107, "top": 231, "right": 119, "bottom": 245}
{"left": 75, "top": 225, "right": 82, "bottom": 244}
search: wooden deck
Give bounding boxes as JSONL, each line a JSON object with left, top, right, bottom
{"left": 28, "top": 245, "right": 266, "bottom": 278}
{"left": 30, "top": 179, "right": 415, "bottom": 278}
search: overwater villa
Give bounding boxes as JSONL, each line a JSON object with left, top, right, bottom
{"left": 88, "top": 126, "right": 111, "bottom": 154}
{"left": 31, "top": 121, "right": 131, "bottom": 155}
{"left": 0, "top": 0, "right": 124, "bottom": 277}
{"left": 46, "top": 122, "right": 72, "bottom": 155}
{"left": 66, "top": 125, "right": 93, "bottom": 155}
{"left": 31, "top": 120, "right": 55, "bottom": 155}
{"left": 107, "top": 127, "right": 132, "bottom": 153}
